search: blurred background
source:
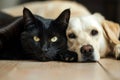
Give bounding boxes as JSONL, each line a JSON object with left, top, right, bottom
{"left": 0, "top": 0, "right": 120, "bottom": 23}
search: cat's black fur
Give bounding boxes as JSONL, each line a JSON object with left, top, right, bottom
{"left": 0, "top": 17, "right": 25, "bottom": 59}
{"left": 0, "top": 11, "right": 19, "bottom": 26}
{"left": 0, "top": 8, "right": 78, "bottom": 62}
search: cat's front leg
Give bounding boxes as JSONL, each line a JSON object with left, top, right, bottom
{"left": 55, "top": 50, "right": 78, "bottom": 62}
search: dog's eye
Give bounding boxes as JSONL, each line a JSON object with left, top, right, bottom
{"left": 33, "top": 36, "right": 40, "bottom": 42}
{"left": 68, "top": 33, "right": 76, "bottom": 39}
{"left": 51, "top": 36, "right": 58, "bottom": 42}
{"left": 91, "top": 29, "right": 98, "bottom": 36}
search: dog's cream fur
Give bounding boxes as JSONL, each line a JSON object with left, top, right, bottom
{"left": 67, "top": 13, "right": 120, "bottom": 61}
{"left": 1, "top": 1, "right": 90, "bottom": 18}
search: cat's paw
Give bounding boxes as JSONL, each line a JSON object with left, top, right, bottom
{"left": 114, "top": 44, "right": 120, "bottom": 60}
{"left": 56, "top": 51, "right": 78, "bottom": 62}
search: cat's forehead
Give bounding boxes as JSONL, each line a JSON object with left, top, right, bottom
{"left": 36, "top": 16, "right": 53, "bottom": 29}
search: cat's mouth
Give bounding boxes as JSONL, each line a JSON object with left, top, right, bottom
{"left": 31, "top": 52, "right": 55, "bottom": 61}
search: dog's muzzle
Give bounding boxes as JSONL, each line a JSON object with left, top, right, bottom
{"left": 80, "top": 44, "right": 96, "bottom": 62}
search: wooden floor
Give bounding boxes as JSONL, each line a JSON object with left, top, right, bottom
{"left": 0, "top": 58, "right": 120, "bottom": 80}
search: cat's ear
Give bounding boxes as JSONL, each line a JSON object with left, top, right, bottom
{"left": 54, "top": 9, "right": 70, "bottom": 27}
{"left": 23, "top": 7, "right": 35, "bottom": 25}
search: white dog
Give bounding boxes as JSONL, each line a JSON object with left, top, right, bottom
{"left": 67, "top": 13, "right": 120, "bottom": 62}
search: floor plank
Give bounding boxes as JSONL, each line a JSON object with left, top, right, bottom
{"left": 0, "top": 60, "right": 18, "bottom": 78}
{"left": 99, "top": 58, "right": 120, "bottom": 80}
{"left": 1, "top": 61, "right": 111, "bottom": 80}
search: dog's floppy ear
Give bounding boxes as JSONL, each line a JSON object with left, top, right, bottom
{"left": 102, "top": 20, "right": 120, "bottom": 45}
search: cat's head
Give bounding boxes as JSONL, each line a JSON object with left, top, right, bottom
{"left": 21, "top": 8, "right": 70, "bottom": 61}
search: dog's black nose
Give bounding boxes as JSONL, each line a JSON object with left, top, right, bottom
{"left": 80, "top": 44, "right": 94, "bottom": 56}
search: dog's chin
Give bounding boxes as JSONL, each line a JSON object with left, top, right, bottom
{"left": 78, "top": 52, "right": 100, "bottom": 62}
{"left": 80, "top": 57, "right": 99, "bottom": 62}
{"left": 78, "top": 57, "right": 99, "bottom": 62}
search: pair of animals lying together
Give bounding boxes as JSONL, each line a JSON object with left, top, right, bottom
{"left": 0, "top": 1, "right": 120, "bottom": 62}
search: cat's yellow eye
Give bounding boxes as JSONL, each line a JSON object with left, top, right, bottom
{"left": 33, "top": 36, "right": 40, "bottom": 42}
{"left": 51, "top": 36, "right": 58, "bottom": 42}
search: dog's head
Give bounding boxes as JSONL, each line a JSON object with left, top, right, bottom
{"left": 67, "top": 13, "right": 120, "bottom": 62}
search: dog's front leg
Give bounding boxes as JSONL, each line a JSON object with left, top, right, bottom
{"left": 55, "top": 50, "right": 78, "bottom": 62}
{"left": 114, "top": 44, "right": 120, "bottom": 59}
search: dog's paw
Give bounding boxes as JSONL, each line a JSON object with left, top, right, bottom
{"left": 114, "top": 44, "right": 120, "bottom": 60}
{"left": 55, "top": 51, "right": 78, "bottom": 62}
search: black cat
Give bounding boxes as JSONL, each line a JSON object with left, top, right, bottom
{"left": 0, "top": 8, "right": 78, "bottom": 62}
